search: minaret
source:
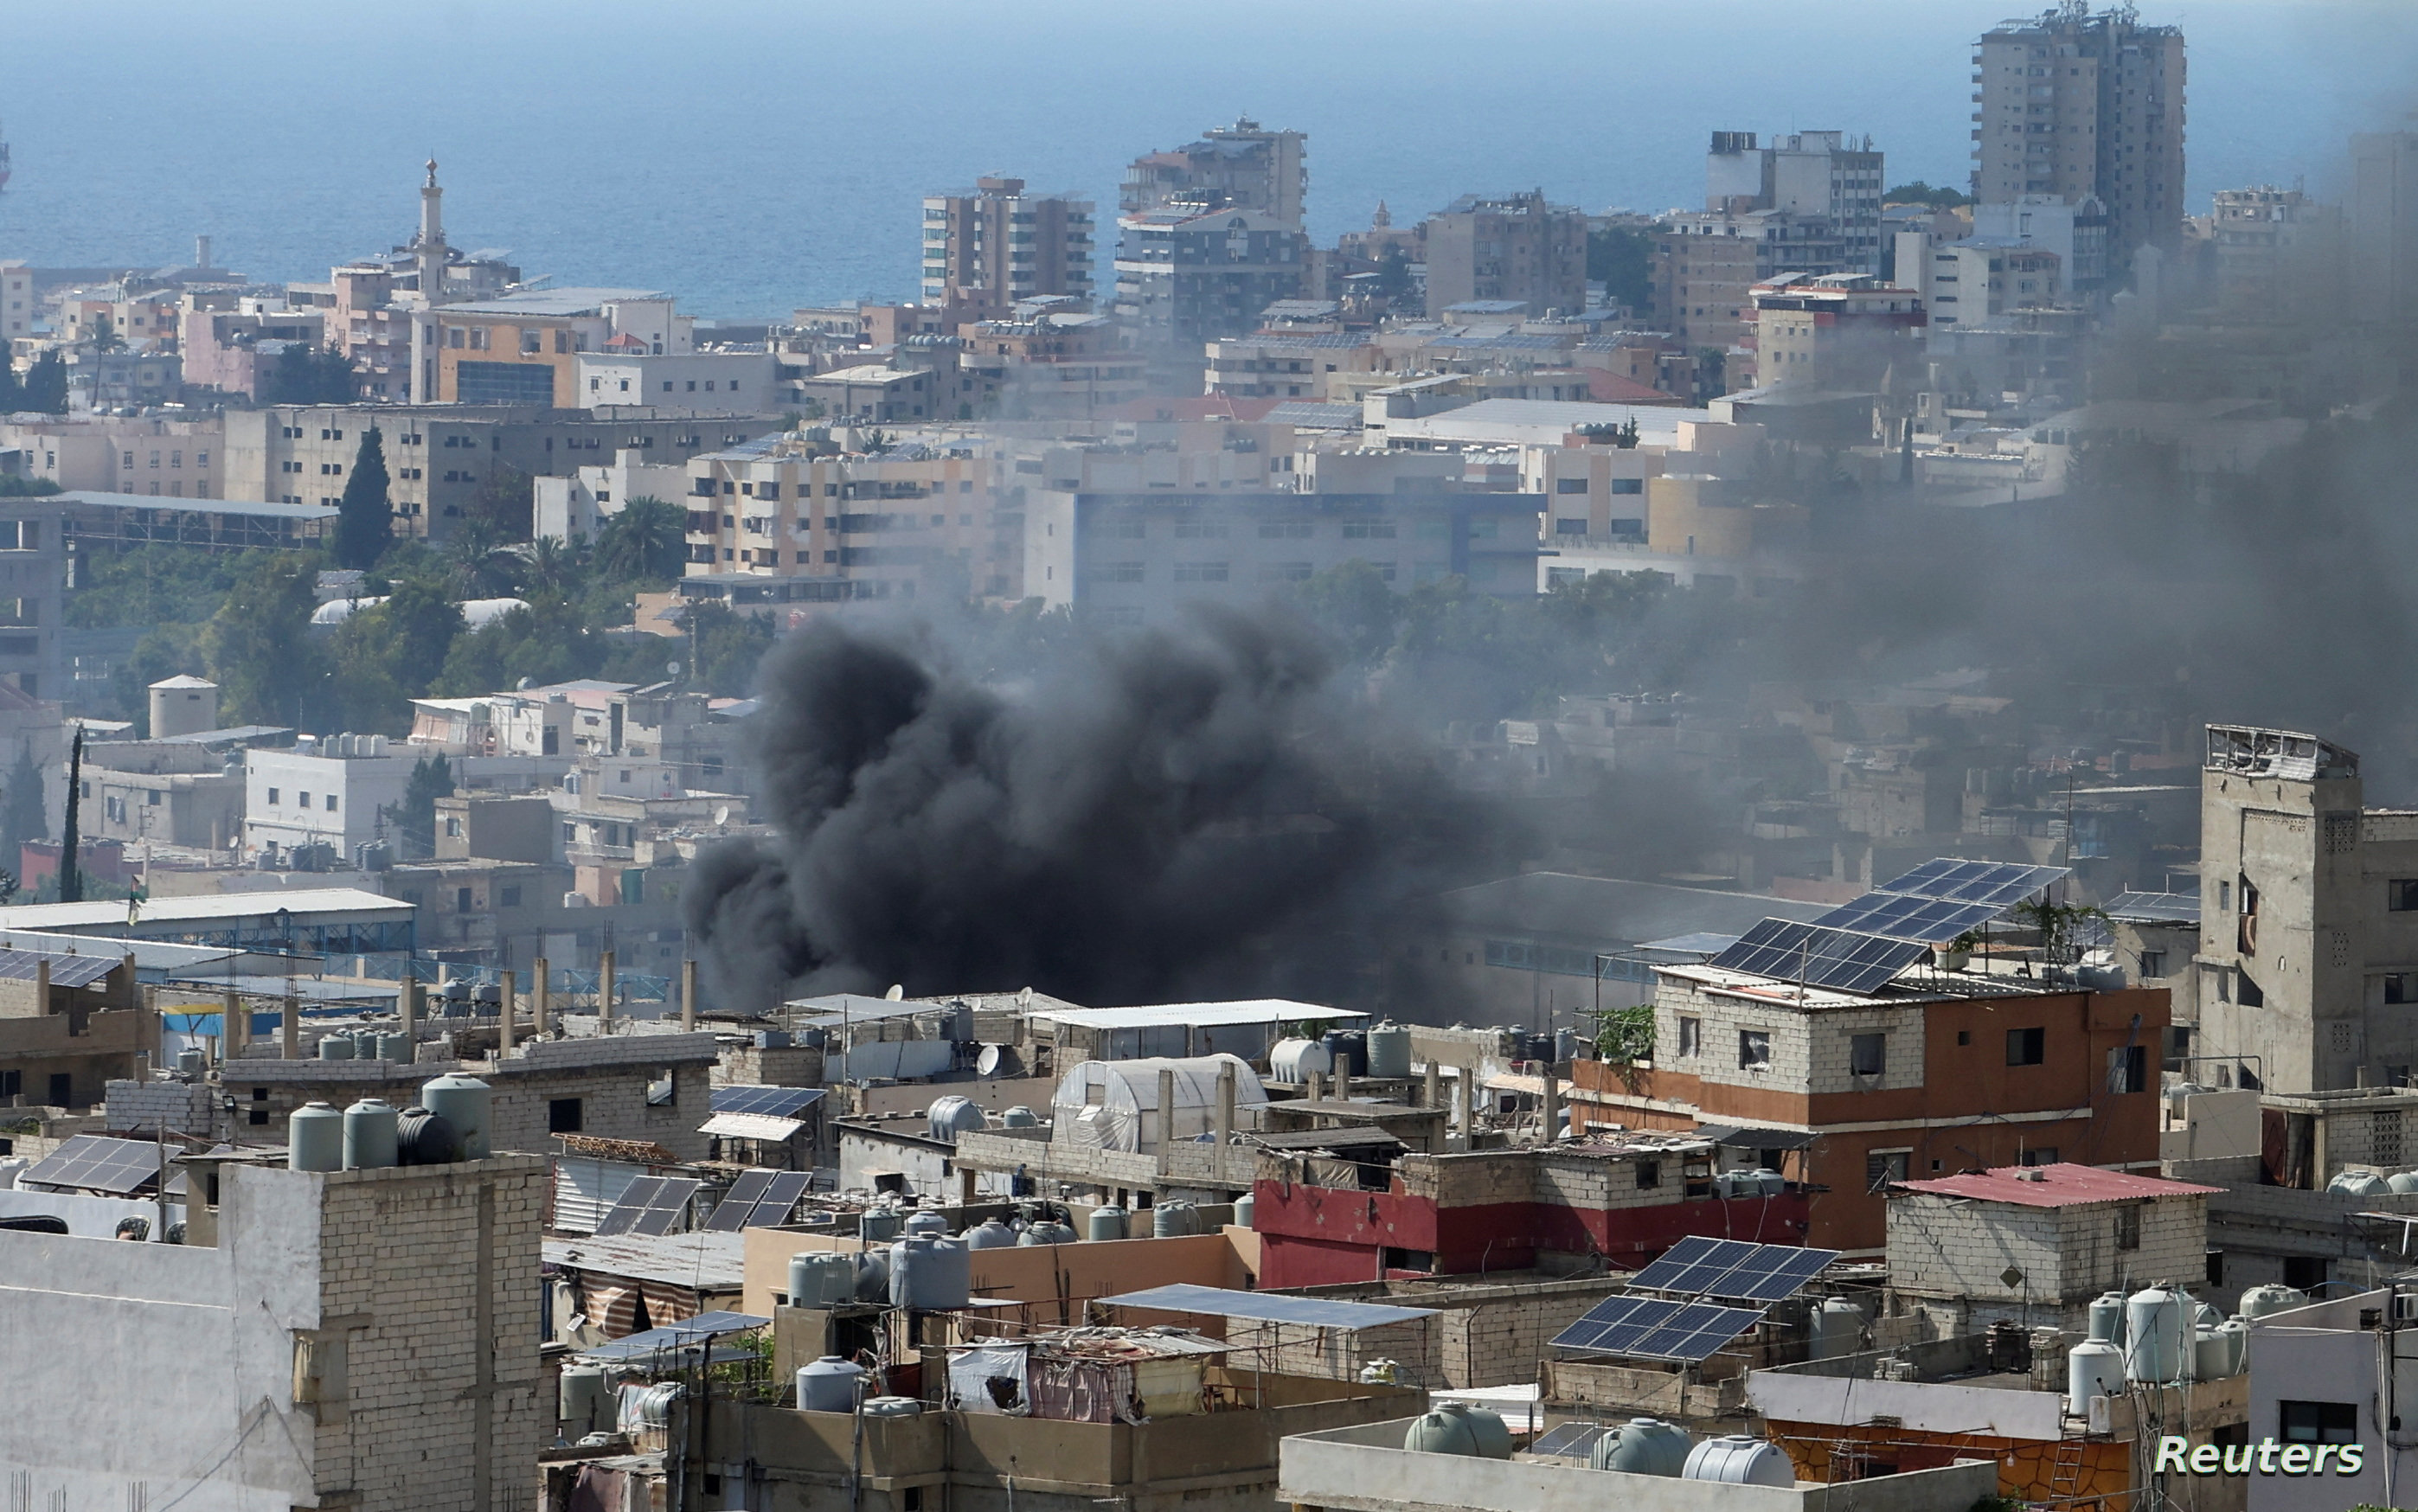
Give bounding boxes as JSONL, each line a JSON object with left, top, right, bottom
{"left": 409, "top": 159, "right": 449, "bottom": 406}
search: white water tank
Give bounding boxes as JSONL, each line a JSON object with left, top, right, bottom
{"left": 1811, "top": 1297, "right": 1864, "bottom": 1360}
{"left": 1366, "top": 1022, "right": 1414, "bottom": 1079}
{"left": 289, "top": 1101, "right": 343, "bottom": 1171}
{"left": 2237, "top": 1284, "right": 2308, "bottom": 1321}
{"left": 863, "top": 1396, "right": 924, "bottom": 1417}
{"left": 1591, "top": 1418, "right": 1692, "bottom": 1476}
{"left": 2088, "top": 1291, "right": 2127, "bottom": 1344}
{"left": 889, "top": 1234, "right": 971, "bottom": 1310}
{"left": 148, "top": 676, "right": 219, "bottom": 740}
{"left": 927, "top": 1095, "right": 985, "bottom": 1144}
{"left": 1267, "top": 1039, "right": 1333, "bottom": 1085}
{"left": 788, "top": 1252, "right": 856, "bottom": 1308}
{"left": 796, "top": 1355, "right": 869, "bottom": 1413}
{"left": 2068, "top": 1338, "right": 2124, "bottom": 1414}
{"left": 965, "top": 1217, "right": 1018, "bottom": 1249}
{"left": 1682, "top": 1436, "right": 1793, "bottom": 1486}
{"left": 559, "top": 1364, "right": 612, "bottom": 1434}
{"left": 341, "top": 1099, "right": 399, "bottom": 1169}
{"left": 420, "top": 1074, "right": 492, "bottom": 1160}
{"left": 2124, "top": 1286, "right": 2186, "bottom": 1384}
{"left": 2331, "top": 1169, "right": 2392, "bottom": 1197}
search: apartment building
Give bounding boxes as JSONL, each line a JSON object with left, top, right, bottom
{"left": 1973, "top": 4, "right": 2187, "bottom": 272}
{"left": 530, "top": 447, "right": 690, "bottom": 542}
{"left": 1120, "top": 117, "right": 1309, "bottom": 226}
{"left": 2208, "top": 186, "right": 2343, "bottom": 321}
{"left": 178, "top": 298, "right": 330, "bottom": 398}
{"left": 429, "top": 288, "right": 691, "bottom": 407}
{"left": 1972, "top": 193, "right": 2108, "bottom": 292}
{"left": 1113, "top": 206, "right": 1310, "bottom": 349}
{"left": 682, "top": 437, "right": 999, "bottom": 605}
{"left": 572, "top": 349, "right": 777, "bottom": 413}
{"left": 2351, "top": 130, "right": 2418, "bottom": 327}
{"left": 0, "top": 260, "right": 29, "bottom": 343}
{"left": 1652, "top": 208, "right": 1849, "bottom": 356}
{"left": 2191, "top": 723, "right": 2418, "bottom": 1093}
{"left": 244, "top": 734, "right": 415, "bottom": 864}
{"left": 958, "top": 311, "right": 1146, "bottom": 419}
{"left": 1749, "top": 272, "right": 1927, "bottom": 388}
{"left": 0, "top": 413, "right": 222, "bottom": 497}
{"left": 1421, "top": 190, "right": 1588, "bottom": 317}
{"left": 920, "top": 176, "right": 1095, "bottom": 315}
{"left": 1708, "top": 130, "right": 1888, "bottom": 273}
{"left": 0, "top": 503, "right": 64, "bottom": 701}
{"left": 221, "top": 405, "right": 781, "bottom": 539}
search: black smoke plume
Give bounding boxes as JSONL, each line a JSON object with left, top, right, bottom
{"left": 688, "top": 605, "right": 1507, "bottom": 1011}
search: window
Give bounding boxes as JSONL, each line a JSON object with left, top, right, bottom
{"left": 1955, "top": 1028, "right": 1972, "bottom": 1046}
{"left": 2138, "top": 949, "right": 2166, "bottom": 979}
{"left": 2279, "top": 1401, "right": 2359, "bottom": 1444}
{"left": 2107, "top": 1043, "right": 2148, "bottom": 1092}
{"left": 297, "top": 791, "right": 311, "bottom": 809}
{"left": 2389, "top": 974, "right": 2417, "bottom": 1005}
{"left": 2395, "top": 880, "right": 2418, "bottom": 912}
{"left": 2217, "top": 879, "right": 2231, "bottom": 911}
{"left": 1555, "top": 518, "right": 1590, "bottom": 535}
{"left": 646, "top": 1069, "right": 677, "bottom": 1106}
{"left": 2283, "top": 1255, "right": 2329, "bottom": 1291}
{"left": 1850, "top": 1033, "right": 1886, "bottom": 1077}
{"left": 2113, "top": 1204, "right": 2141, "bottom": 1250}
{"left": 499, "top": 886, "right": 522, "bottom": 908}
{"left": 1555, "top": 477, "right": 1590, "bottom": 493}
{"left": 324, "top": 794, "right": 338, "bottom": 812}
{"left": 1677, "top": 1016, "right": 1701, "bottom": 1058}
{"left": 265, "top": 787, "right": 279, "bottom": 805}
{"left": 1634, "top": 1159, "right": 1660, "bottom": 1189}
{"left": 455, "top": 887, "right": 472, "bottom": 912}
{"left": 1611, "top": 477, "right": 1645, "bottom": 495}
{"left": 1739, "top": 1030, "right": 1772, "bottom": 1069}
{"left": 2007, "top": 1027, "right": 2046, "bottom": 1066}
{"left": 1865, "top": 1150, "right": 1909, "bottom": 1191}
{"left": 548, "top": 1098, "right": 584, "bottom": 1133}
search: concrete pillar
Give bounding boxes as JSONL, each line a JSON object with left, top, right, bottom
{"left": 1336, "top": 1067, "right": 1352, "bottom": 1102}
{"left": 1157, "top": 1067, "right": 1177, "bottom": 1178}
{"left": 681, "top": 958, "right": 698, "bottom": 1033}
{"left": 1424, "top": 1060, "right": 1440, "bottom": 1112}
{"left": 281, "top": 991, "right": 299, "bottom": 1060}
{"left": 497, "top": 970, "right": 517, "bottom": 1054}
{"left": 33, "top": 961, "right": 46, "bottom": 1014}
{"left": 223, "top": 987, "right": 244, "bottom": 1059}
{"left": 1215, "top": 1061, "right": 1235, "bottom": 1182}
{"left": 1542, "top": 1065, "right": 1561, "bottom": 1144}
{"left": 400, "top": 974, "right": 419, "bottom": 1044}
{"left": 1305, "top": 1068, "right": 1324, "bottom": 1105}
{"left": 1455, "top": 1067, "right": 1473, "bottom": 1144}
{"left": 598, "top": 950, "right": 616, "bottom": 1027}
{"left": 532, "top": 958, "right": 549, "bottom": 1035}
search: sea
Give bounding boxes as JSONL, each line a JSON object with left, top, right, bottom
{"left": 0, "top": 0, "right": 2409, "bottom": 322}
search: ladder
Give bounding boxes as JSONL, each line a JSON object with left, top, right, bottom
{"left": 2047, "top": 1438, "right": 2088, "bottom": 1504}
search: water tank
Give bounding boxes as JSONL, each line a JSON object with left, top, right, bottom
{"left": 290, "top": 1101, "right": 344, "bottom": 1171}
{"left": 376, "top": 1033, "right": 411, "bottom": 1064}
{"left": 1019, "top": 1220, "right": 1079, "bottom": 1246}
{"left": 176, "top": 1047, "right": 207, "bottom": 1076}
{"left": 2124, "top": 1286, "right": 2186, "bottom": 1385}
{"left": 1152, "top": 1200, "right": 1203, "bottom": 1239}
{"left": 1682, "top": 1436, "right": 1793, "bottom": 1487}
{"left": 1752, "top": 1168, "right": 1786, "bottom": 1195}
{"left": 1591, "top": 1417, "right": 1693, "bottom": 1477}
{"left": 965, "top": 1217, "right": 1018, "bottom": 1250}
{"left": 795, "top": 1355, "right": 869, "bottom": 1413}
{"left": 1233, "top": 1190, "right": 1256, "bottom": 1229}
{"left": 1811, "top": 1297, "right": 1863, "bottom": 1360}
{"left": 2067, "top": 1338, "right": 2124, "bottom": 1415}
{"left": 755, "top": 1030, "right": 792, "bottom": 1049}
{"left": 317, "top": 1035, "right": 356, "bottom": 1061}
{"left": 559, "top": 1365, "right": 612, "bottom": 1434}
{"left": 2389, "top": 1171, "right": 2418, "bottom": 1195}
{"left": 2088, "top": 1291, "right": 2128, "bottom": 1345}
{"left": 1555, "top": 1028, "right": 1585, "bottom": 1066}
{"left": 2238, "top": 1284, "right": 2310, "bottom": 1321}
{"left": 2192, "top": 1327, "right": 2235, "bottom": 1382}
{"left": 889, "top": 1234, "right": 972, "bottom": 1310}
{"left": 859, "top": 1206, "right": 903, "bottom": 1243}
{"left": 863, "top": 1396, "right": 924, "bottom": 1418}
{"left": 2217, "top": 1316, "right": 2251, "bottom": 1376}
{"left": 0, "top": 1156, "right": 26, "bottom": 1189}
{"left": 420, "top": 1074, "right": 492, "bottom": 1160}
{"left": 1325, "top": 1030, "right": 1369, "bottom": 1077}
{"left": 1000, "top": 1105, "right": 1039, "bottom": 1128}
{"left": 342, "top": 1098, "right": 400, "bottom": 1169}
{"left": 852, "top": 1249, "right": 890, "bottom": 1302}
{"left": 1087, "top": 1205, "right": 1127, "bottom": 1241}
{"left": 1366, "top": 1022, "right": 1414, "bottom": 1080}
{"left": 789, "top": 1252, "right": 856, "bottom": 1308}
{"left": 927, "top": 1096, "right": 986, "bottom": 1144}
{"left": 1267, "top": 1039, "right": 1333, "bottom": 1085}
{"left": 1401, "top": 1402, "right": 1511, "bottom": 1458}
{"left": 903, "top": 1209, "right": 951, "bottom": 1239}
{"left": 625, "top": 1382, "right": 683, "bottom": 1428}
{"left": 395, "top": 1106, "right": 461, "bottom": 1165}
{"left": 2331, "top": 1169, "right": 2392, "bottom": 1197}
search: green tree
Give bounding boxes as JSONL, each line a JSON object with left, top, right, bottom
{"left": 333, "top": 426, "right": 393, "bottom": 570}
{"left": 0, "top": 477, "right": 60, "bottom": 497}
{"left": 203, "top": 554, "right": 326, "bottom": 727}
{"left": 466, "top": 464, "right": 536, "bottom": 543}
{"left": 683, "top": 601, "right": 776, "bottom": 695}
{"left": 0, "top": 356, "right": 22, "bottom": 413}
{"left": 0, "top": 743, "right": 48, "bottom": 885}
{"left": 22, "top": 352, "right": 67, "bottom": 414}
{"left": 594, "top": 496, "right": 686, "bottom": 582}
{"left": 112, "top": 625, "right": 208, "bottom": 731}
{"left": 1585, "top": 226, "right": 1653, "bottom": 311}
{"left": 1292, "top": 559, "right": 1403, "bottom": 669}
{"left": 89, "top": 314, "right": 121, "bottom": 354}
{"left": 325, "top": 579, "right": 464, "bottom": 731}
{"left": 1884, "top": 181, "right": 1972, "bottom": 210}
{"left": 262, "top": 344, "right": 357, "bottom": 405}
{"left": 1372, "top": 245, "right": 1412, "bottom": 301}
{"left": 398, "top": 754, "right": 452, "bottom": 859}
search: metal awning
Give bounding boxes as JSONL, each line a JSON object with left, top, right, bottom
{"left": 576, "top": 1310, "right": 770, "bottom": 1363}
{"left": 1096, "top": 1283, "right": 1437, "bottom": 1329}
{"left": 699, "top": 1111, "right": 807, "bottom": 1142}
{"left": 1693, "top": 1124, "right": 1818, "bottom": 1152}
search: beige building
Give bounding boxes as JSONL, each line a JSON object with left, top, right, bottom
{"left": 683, "top": 435, "right": 1000, "bottom": 603}
{"left": 0, "top": 413, "right": 223, "bottom": 497}
{"left": 0, "top": 260, "right": 32, "bottom": 343}
{"left": 1748, "top": 272, "right": 1927, "bottom": 389}
{"left": 1653, "top": 208, "right": 1849, "bottom": 356}
{"left": 1421, "top": 190, "right": 1588, "bottom": 317}
{"left": 920, "top": 176, "right": 1095, "bottom": 315}
{"left": 2209, "top": 186, "right": 2342, "bottom": 321}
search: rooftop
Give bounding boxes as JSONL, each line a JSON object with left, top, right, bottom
{"left": 441, "top": 287, "right": 671, "bottom": 318}
{"left": 1891, "top": 1163, "right": 2222, "bottom": 1209}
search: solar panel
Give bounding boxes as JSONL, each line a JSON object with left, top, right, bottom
{"left": 18, "top": 1134, "right": 164, "bottom": 1195}
{"left": 593, "top": 1176, "right": 664, "bottom": 1237}
{"left": 1873, "top": 859, "right": 2070, "bottom": 907}
{"left": 0, "top": 950, "right": 118, "bottom": 988}
{"left": 1529, "top": 1422, "right": 1613, "bottom": 1458}
{"left": 1097, "top": 1283, "right": 1439, "bottom": 1329}
{"left": 758, "top": 1170, "right": 811, "bottom": 1224}
{"left": 1809, "top": 894, "right": 2008, "bottom": 942}
{"left": 1626, "top": 1235, "right": 1843, "bottom": 1304}
{"left": 625, "top": 1177, "right": 702, "bottom": 1237}
{"left": 2106, "top": 890, "right": 2201, "bottom": 925}
{"left": 711, "top": 1085, "right": 823, "bottom": 1118}
{"left": 702, "top": 1170, "right": 773, "bottom": 1232}
{"left": 1708, "top": 919, "right": 1930, "bottom": 994}
{"left": 1549, "top": 1294, "right": 1763, "bottom": 1362}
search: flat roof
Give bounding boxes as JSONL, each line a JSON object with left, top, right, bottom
{"left": 442, "top": 288, "right": 670, "bottom": 317}
{"left": 1097, "top": 1283, "right": 1438, "bottom": 1330}
{"left": 543, "top": 1232, "right": 747, "bottom": 1291}
{"left": 52, "top": 490, "right": 338, "bottom": 522}
{"left": 1892, "top": 1163, "right": 2221, "bottom": 1209}
{"left": 1032, "top": 1000, "right": 1363, "bottom": 1031}
{"left": 0, "top": 887, "right": 412, "bottom": 933}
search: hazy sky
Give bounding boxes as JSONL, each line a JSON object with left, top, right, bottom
{"left": 2, "top": 0, "right": 2410, "bottom": 315}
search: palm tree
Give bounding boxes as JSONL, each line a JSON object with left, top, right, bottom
{"left": 597, "top": 497, "right": 685, "bottom": 581}
{"left": 515, "top": 535, "right": 574, "bottom": 599}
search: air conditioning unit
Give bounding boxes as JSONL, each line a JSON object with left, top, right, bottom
{"left": 2394, "top": 1292, "right": 2418, "bottom": 1323}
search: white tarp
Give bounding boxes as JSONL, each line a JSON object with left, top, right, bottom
{"left": 948, "top": 1343, "right": 1031, "bottom": 1414}
{"left": 1049, "top": 1054, "right": 1267, "bottom": 1154}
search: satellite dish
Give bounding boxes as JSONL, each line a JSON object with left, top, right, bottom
{"left": 1017, "top": 986, "right": 1033, "bottom": 1009}
{"left": 714, "top": 804, "right": 730, "bottom": 827}
{"left": 667, "top": 659, "right": 683, "bottom": 677}
{"left": 885, "top": 983, "right": 905, "bottom": 1001}
{"left": 515, "top": 676, "right": 532, "bottom": 691}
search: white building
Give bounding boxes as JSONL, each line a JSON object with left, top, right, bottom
{"left": 244, "top": 734, "right": 414, "bottom": 862}
{"left": 1706, "top": 129, "right": 1887, "bottom": 273}
{"left": 1972, "top": 195, "right": 2107, "bottom": 292}
{"left": 0, "top": 260, "right": 29, "bottom": 343}
{"left": 2244, "top": 1287, "right": 2412, "bottom": 1512}
{"left": 531, "top": 449, "right": 691, "bottom": 543}
{"left": 572, "top": 350, "right": 778, "bottom": 415}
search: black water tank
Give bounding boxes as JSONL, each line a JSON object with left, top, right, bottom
{"left": 396, "top": 1105, "right": 464, "bottom": 1165}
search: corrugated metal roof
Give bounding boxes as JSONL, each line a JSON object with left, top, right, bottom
{"left": 1031, "top": 1000, "right": 1363, "bottom": 1030}
{"left": 543, "top": 1231, "right": 747, "bottom": 1290}
{"left": 0, "top": 949, "right": 119, "bottom": 987}
{"left": 1891, "top": 1163, "right": 2221, "bottom": 1208}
